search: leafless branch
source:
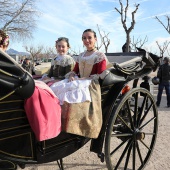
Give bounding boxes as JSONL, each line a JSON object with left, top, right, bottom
{"left": 96, "top": 24, "right": 110, "bottom": 53}
{"left": 156, "top": 40, "right": 170, "bottom": 57}
{"left": 115, "top": 0, "right": 140, "bottom": 52}
{"left": 0, "top": 0, "right": 40, "bottom": 41}
{"left": 155, "top": 15, "right": 170, "bottom": 34}
{"left": 131, "top": 35, "right": 148, "bottom": 51}
{"left": 24, "top": 45, "right": 43, "bottom": 64}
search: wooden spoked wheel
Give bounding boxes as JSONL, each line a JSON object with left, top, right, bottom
{"left": 105, "top": 88, "right": 158, "bottom": 170}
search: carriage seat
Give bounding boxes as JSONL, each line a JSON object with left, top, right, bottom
{"left": 100, "top": 56, "right": 143, "bottom": 87}
{"left": 0, "top": 50, "right": 35, "bottom": 99}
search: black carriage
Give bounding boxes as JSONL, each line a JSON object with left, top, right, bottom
{"left": 0, "top": 49, "right": 159, "bottom": 170}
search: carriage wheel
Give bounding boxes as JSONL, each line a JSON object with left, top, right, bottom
{"left": 105, "top": 87, "right": 158, "bottom": 170}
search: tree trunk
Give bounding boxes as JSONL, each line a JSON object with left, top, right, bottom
{"left": 126, "top": 33, "right": 131, "bottom": 52}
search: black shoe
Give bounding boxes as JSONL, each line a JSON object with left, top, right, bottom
{"left": 156, "top": 103, "right": 160, "bottom": 107}
{"left": 167, "top": 105, "right": 170, "bottom": 108}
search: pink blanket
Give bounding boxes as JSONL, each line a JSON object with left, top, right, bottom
{"left": 24, "top": 81, "right": 61, "bottom": 141}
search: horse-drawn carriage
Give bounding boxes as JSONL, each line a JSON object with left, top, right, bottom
{"left": 0, "top": 49, "right": 160, "bottom": 170}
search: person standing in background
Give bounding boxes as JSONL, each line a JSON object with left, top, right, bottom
{"left": 156, "top": 57, "right": 170, "bottom": 108}
{"left": 22, "top": 58, "right": 32, "bottom": 73}
{"left": 122, "top": 42, "right": 131, "bottom": 52}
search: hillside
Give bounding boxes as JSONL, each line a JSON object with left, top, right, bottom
{"left": 6, "top": 48, "right": 30, "bottom": 56}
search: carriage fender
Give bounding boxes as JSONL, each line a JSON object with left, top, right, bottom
{"left": 90, "top": 81, "right": 126, "bottom": 154}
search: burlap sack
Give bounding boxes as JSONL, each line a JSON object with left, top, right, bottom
{"left": 61, "top": 79, "right": 102, "bottom": 138}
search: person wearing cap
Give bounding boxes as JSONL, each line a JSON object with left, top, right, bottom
{"left": 156, "top": 57, "right": 170, "bottom": 107}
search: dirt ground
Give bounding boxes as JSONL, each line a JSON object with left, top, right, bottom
{"left": 16, "top": 70, "right": 170, "bottom": 170}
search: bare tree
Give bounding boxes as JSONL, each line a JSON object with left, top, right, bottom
{"left": 70, "top": 47, "right": 81, "bottom": 55}
{"left": 115, "top": 0, "right": 140, "bottom": 52}
{"left": 155, "top": 15, "right": 170, "bottom": 34}
{"left": 155, "top": 15, "right": 170, "bottom": 59}
{"left": 156, "top": 40, "right": 170, "bottom": 58}
{"left": 24, "top": 45, "right": 43, "bottom": 65}
{"left": 0, "top": 0, "right": 40, "bottom": 41}
{"left": 96, "top": 24, "right": 110, "bottom": 53}
{"left": 167, "top": 47, "right": 170, "bottom": 56}
{"left": 44, "top": 47, "right": 57, "bottom": 61}
{"left": 131, "top": 35, "right": 148, "bottom": 51}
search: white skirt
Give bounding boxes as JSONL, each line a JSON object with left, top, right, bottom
{"left": 50, "top": 79, "right": 92, "bottom": 105}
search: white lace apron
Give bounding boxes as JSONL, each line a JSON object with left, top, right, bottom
{"left": 50, "top": 79, "right": 92, "bottom": 105}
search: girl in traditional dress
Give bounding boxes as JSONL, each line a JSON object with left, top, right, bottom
{"left": 41, "top": 37, "right": 75, "bottom": 86}
{"left": 50, "top": 29, "right": 109, "bottom": 138}
{"left": 67, "top": 29, "right": 108, "bottom": 81}
{"left": 24, "top": 38, "right": 74, "bottom": 141}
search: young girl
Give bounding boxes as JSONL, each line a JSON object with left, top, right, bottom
{"left": 24, "top": 38, "right": 75, "bottom": 141}
{"left": 50, "top": 29, "right": 109, "bottom": 138}
{"left": 42, "top": 37, "right": 75, "bottom": 86}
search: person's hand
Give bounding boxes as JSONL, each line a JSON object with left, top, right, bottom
{"left": 68, "top": 73, "right": 76, "bottom": 82}
{"left": 41, "top": 76, "right": 49, "bottom": 81}
{"left": 68, "top": 75, "right": 75, "bottom": 82}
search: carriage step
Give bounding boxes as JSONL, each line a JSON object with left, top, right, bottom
{"left": 0, "top": 160, "right": 17, "bottom": 170}
{"left": 98, "top": 153, "right": 105, "bottom": 163}
{"left": 18, "top": 163, "right": 25, "bottom": 169}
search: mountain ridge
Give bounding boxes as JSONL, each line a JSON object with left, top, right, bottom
{"left": 7, "top": 48, "right": 30, "bottom": 56}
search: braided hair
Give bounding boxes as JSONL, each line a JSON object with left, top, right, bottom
{"left": 55, "top": 37, "right": 70, "bottom": 48}
{"left": 0, "top": 30, "right": 9, "bottom": 47}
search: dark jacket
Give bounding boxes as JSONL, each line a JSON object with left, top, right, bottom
{"left": 48, "top": 64, "right": 72, "bottom": 79}
{"left": 22, "top": 62, "right": 31, "bottom": 74}
{"left": 122, "top": 43, "right": 131, "bottom": 52}
{"left": 157, "top": 63, "right": 170, "bottom": 82}
{"left": 48, "top": 55, "right": 75, "bottom": 79}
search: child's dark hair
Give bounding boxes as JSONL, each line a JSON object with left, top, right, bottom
{"left": 0, "top": 30, "right": 9, "bottom": 47}
{"left": 55, "top": 37, "right": 70, "bottom": 48}
{"left": 82, "top": 29, "right": 97, "bottom": 38}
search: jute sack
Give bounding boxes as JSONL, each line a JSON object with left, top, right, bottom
{"left": 61, "top": 79, "right": 102, "bottom": 138}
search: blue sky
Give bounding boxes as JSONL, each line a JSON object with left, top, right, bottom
{"left": 9, "top": 0, "right": 170, "bottom": 55}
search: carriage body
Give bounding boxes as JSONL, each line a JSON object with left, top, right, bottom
{"left": 0, "top": 49, "right": 159, "bottom": 170}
